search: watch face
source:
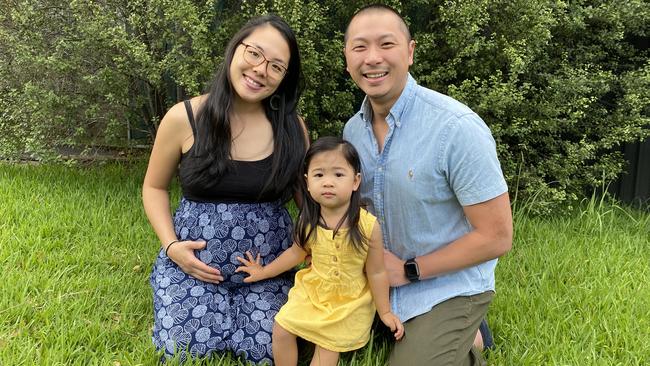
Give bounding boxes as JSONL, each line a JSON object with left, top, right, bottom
{"left": 405, "top": 260, "right": 419, "bottom": 281}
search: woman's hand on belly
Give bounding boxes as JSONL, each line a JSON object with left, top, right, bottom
{"left": 168, "top": 240, "right": 224, "bottom": 283}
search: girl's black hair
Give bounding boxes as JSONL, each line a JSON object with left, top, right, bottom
{"left": 183, "top": 14, "right": 307, "bottom": 202}
{"left": 295, "top": 136, "right": 367, "bottom": 252}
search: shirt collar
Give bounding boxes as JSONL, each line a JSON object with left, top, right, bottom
{"left": 359, "top": 73, "right": 417, "bottom": 129}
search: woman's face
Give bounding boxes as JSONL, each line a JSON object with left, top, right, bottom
{"left": 230, "top": 24, "right": 291, "bottom": 105}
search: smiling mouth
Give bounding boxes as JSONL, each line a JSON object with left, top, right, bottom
{"left": 363, "top": 72, "right": 388, "bottom": 79}
{"left": 244, "top": 75, "right": 264, "bottom": 88}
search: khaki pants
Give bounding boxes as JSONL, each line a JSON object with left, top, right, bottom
{"left": 388, "top": 291, "right": 494, "bottom": 366}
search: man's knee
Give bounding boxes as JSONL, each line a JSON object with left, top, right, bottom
{"left": 388, "top": 292, "right": 493, "bottom": 366}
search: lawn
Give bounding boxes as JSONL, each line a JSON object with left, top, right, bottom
{"left": 1, "top": 163, "right": 648, "bottom": 365}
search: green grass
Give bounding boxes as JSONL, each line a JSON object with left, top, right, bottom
{"left": 1, "top": 163, "right": 648, "bottom": 365}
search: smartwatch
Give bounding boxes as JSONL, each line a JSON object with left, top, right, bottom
{"left": 404, "top": 258, "right": 420, "bottom": 282}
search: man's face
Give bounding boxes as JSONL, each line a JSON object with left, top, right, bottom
{"left": 344, "top": 10, "right": 415, "bottom": 109}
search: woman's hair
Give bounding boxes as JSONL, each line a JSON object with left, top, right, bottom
{"left": 184, "top": 14, "right": 306, "bottom": 202}
{"left": 295, "top": 136, "right": 367, "bottom": 252}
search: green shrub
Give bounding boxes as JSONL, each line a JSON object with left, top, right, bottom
{"left": 1, "top": 0, "right": 648, "bottom": 213}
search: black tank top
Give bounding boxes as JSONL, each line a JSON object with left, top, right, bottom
{"left": 178, "top": 101, "right": 280, "bottom": 203}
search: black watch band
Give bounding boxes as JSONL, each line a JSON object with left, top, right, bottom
{"left": 404, "top": 257, "right": 420, "bottom": 282}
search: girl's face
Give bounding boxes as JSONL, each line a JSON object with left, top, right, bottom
{"left": 230, "top": 24, "right": 290, "bottom": 105}
{"left": 305, "top": 149, "right": 361, "bottom": 211}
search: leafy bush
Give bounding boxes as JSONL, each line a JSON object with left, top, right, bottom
{"left": 1, "top": 0, "right": 648, "bottom": 213}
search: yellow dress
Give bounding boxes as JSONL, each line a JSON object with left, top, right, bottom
{"left": 274, "top": 209, "right": 377, "bottom": 352}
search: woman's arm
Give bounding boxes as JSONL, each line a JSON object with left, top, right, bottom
{"left": 235, "top": 243, "right": 308, "bottom": 282}
{"left": 142, "top": 100, "right": 223, "bottom": 283}
{"left": 365, "top": 221, "right": 404, "bottom": 340}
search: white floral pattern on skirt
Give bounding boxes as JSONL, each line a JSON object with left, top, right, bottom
{"left": 150, "top": 198, "right": 294, "bottom": 365}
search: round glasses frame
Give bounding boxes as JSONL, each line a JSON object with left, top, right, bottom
{"left": 240, "top": 42, "right": 288, "bottom": 79}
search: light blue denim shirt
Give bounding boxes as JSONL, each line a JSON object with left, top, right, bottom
{"left": 343, "top": 74, "right": 508, "bottom": 322}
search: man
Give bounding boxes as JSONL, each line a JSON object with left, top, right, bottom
{"left": 342, "top": 4, "right": 513, "bottom": 366}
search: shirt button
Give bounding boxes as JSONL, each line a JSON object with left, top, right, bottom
{"left": 378, "top": 166, "right": 383, "bottom": 171}
{"left": 333, "top": 270, "right": 339, "bottom": 276}
{"left": 335, "top": 244, "right": 340, "bottom": 249}
{"left": 332, "top": 256, "right": 338, "bottom": 262}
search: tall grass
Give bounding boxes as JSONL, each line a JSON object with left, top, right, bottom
{"left": 1, "top": 163, "right": 648, "bottom": 365}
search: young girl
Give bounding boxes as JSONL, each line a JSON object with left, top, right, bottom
{"left": 236, "top": 136, "right": 404, "bottom": 366}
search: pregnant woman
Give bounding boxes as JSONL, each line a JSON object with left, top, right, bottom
{"left": 142, "top": 14, "right": 308, "bottom": 364}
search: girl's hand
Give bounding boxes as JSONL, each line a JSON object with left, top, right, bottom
{"left": 235, "top": 251, "right": 266, "bottom": 283}
{"left": 380, "top": 312, "right": 405, "bottom": 341}
{"left": 167, "top": 240, "right": 223, "bottom": 283}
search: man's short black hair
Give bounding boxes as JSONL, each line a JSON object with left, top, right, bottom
{"left": 344, "top": 3, "right": 412, "bottom": 43}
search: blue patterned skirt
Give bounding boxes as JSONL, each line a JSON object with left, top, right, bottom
{"left": 150, "top": 198, "right": 294, "bottom": 365}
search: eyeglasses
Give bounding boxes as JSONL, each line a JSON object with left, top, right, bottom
{"left": 240, "top": 42, "right": 288, "bottom": 80}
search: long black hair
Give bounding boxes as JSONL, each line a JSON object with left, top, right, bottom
{"left": 295, "top": 137, "right": 367, "bottom": 252}
{"left": 184, "top": 14, "right": 306, "bottom": 202}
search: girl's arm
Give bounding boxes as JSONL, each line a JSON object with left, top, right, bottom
{"left": 235, "top": 243, "right": 308, "bottom": 282}
{"left": 365, "top": 221, "right": 405, "bottom": 340}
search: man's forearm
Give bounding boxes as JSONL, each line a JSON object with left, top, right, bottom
{"left": 416, "top": 229, "right": 511, "bottom": 280}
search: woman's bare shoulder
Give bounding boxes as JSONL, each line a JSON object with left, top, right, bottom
{"left": 160, "top": 95, "right": 206, "bottom": 131}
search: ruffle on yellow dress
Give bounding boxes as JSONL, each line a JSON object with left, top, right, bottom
{"left": 274, "top": 209, "right": 377, "bottom": 352}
